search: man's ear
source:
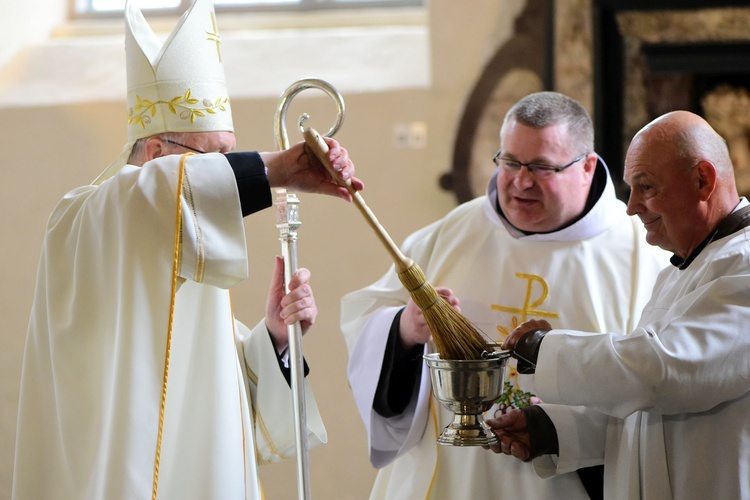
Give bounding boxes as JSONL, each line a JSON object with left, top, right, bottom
{"left": 695, "top": 160, "right": 717, "bottom": 202}
{"left": 143, "top": 136, "right": 166, "bottom": 162}
{"left": 582, "top": 153, "right": 597, "bottom": 182}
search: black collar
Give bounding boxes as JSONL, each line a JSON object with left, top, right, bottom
{"left": 670, "top": 204, "right": 750, "bottom": 270}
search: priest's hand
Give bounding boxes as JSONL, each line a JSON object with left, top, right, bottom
{"left": 502, "top": 319, "right": 552, "bottom": 350}
{"left": 485, "top": 409, "right": 532, "bottom": 461}
{"left": 399, "top": 287, "right": 460, "bottom": 349}
{"left": 502, "top": 319, "right": 551, "bottom": 374}
{"left": 260, "top": 138, "right": 364, "bottom": 202}
{"left": 265, "top": 256, "right": 317, "bottom": 352}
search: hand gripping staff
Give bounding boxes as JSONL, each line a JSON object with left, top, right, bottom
{"left": 300, "top": 111, "right": 492, "bottom": 361}
{"left": 273, "top": 78, "right": 345, "bottom": 500}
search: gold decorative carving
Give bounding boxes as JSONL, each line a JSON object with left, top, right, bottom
{"left": 617, "top": 8, "right": 750, "bottom": 44}
{"left": 617, "top": 7, "right": 750, "bottom": 192}
{"left": 554, "top": 0, "right": 594, "bottom": 114}
{"left": 701, "top": 85, "right": 750, "bottom": 196}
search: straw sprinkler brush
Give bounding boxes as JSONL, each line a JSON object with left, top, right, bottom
{"left": 303, "top": 127, "right": 492, "bottom": 360}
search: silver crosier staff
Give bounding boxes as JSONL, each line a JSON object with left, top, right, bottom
{"left": 273, "top": 78, "right": 345, "bottom": 500}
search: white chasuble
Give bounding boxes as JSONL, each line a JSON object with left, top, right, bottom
{"left": 342, "top": 166, "right": 669, "bottom": 499}
{"left": 13, "top": 153, "right": 326, "bottom": 500}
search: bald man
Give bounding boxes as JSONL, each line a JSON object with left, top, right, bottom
{"left": 490, "top": 111, "right": 750, "bottom": 499}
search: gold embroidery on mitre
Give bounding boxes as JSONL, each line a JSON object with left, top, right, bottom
{"left": 128, "top": 89, "right": 230, "bottom": 129}
{"left": 206, "top": 11, "right": 222, "bottom": 62}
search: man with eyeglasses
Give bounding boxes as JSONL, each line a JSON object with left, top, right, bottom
{"left": 12, "top": 0, "right": 362, "bottom": 499}
{"left": 340, "top": 91, "right": 668, "bottom": 500}
{"left": 492, "top": 110, "right": 750, "bottom": 499}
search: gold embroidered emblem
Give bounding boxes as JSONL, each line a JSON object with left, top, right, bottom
{"left": 491, "top": 273, "right": 559, "bottom": 413}
{"left": 206, "top": 12, "right": 222, "bottom": 62}
{"left": 492, "top": 273, "right": 559, "bottom": 337}
{"left": 128, "top": 89, "right": 230, "bottom": 129}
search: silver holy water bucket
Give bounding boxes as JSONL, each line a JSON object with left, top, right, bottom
{"left": 424, "top": 351, "right": 510, "bottom": 446}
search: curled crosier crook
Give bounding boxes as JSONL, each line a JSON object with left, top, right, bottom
{"left": 273, "top": 78, "right": 346, "bottom": 151}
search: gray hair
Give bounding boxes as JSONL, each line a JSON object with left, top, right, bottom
{"left": 127, "top": 132, "right": 190, "bottom": 165}
{"left": 502, "top": 91, "right": 594, "bottom": 154}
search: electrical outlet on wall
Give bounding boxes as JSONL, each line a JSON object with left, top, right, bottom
{"left": 392, "top": 122, "right": 428, "bottom": 149}
{"left": 392, "top": 123, "right": 410, "bottom": 148}
{"left": 408, "top": 121, "right": 427, "bottom": 149}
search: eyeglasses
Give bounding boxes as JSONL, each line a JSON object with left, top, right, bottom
{"left": 493, "top": 152, "right": 589, "bottom": 178}
{"left": 162, "top": 138, "right": 206, "bottom": 154}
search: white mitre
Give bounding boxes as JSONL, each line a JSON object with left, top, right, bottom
{"left": 94, "top": 0, "right": 233, "bottom": 184}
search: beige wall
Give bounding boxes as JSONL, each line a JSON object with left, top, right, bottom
{"left": 0, "top": 0, "right": 64, "bottom": 69}
{"left": 0, "top": 1, "right": 519, "bottom": 498}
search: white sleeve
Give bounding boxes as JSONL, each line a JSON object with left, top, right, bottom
{"left": 535, "top": 248, "right": 750, "bottom": 418}
{"left": 236, "top": 319, "right": 327, "bottom": 463}
{"left": 533, "top": 404, "right": 606, "bottom": 477}
{"left": 173, "top": 153, "right": 249, "bottom": 288}
{"left": 345, "top": 307, "right": 433, "bottom": 468}
{"left": 340, "top": 220, "right": 446, "bottom": 468}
